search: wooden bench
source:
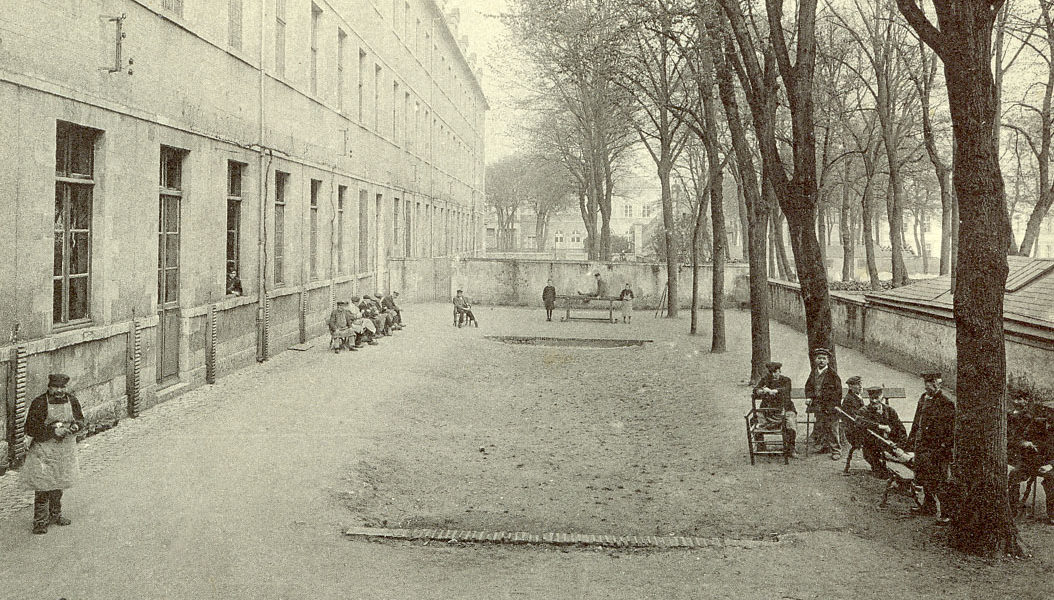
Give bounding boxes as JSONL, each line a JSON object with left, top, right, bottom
{"left": 745, "top": 386, "right": 907, "bottom": 465}
{"left": 557, "top": 294, "right": 621, "bottom": 323}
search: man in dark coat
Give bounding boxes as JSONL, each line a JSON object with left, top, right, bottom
{"left": 23, "top": 374, "right": 86, "bottom": 534}
{"left": 841, "top": 376, "right": 867, "bottom": 454}
{"left": 542, "top": 279, "right": 557, "bottom": 322}
{"left": 804, "top": 347, "right": 843, "bottom": 460}
{"left": 326, "top": 300, "right": 358, "bottom": 353}
{"left": 752, "top": 361, "right": 797, "bottom": 458}
{"left": 1008, "top": 404, "right": 1054, "bottom": 525}
{"left": 381, "top": 291, "right": 404, "bottom": 329}
{"left": 859, "top": 386, "right": 908, "bottom": 476}
{"left": 906, "top": 371, "right": 955, "bottom": 523}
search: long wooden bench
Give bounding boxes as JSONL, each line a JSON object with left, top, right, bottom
{"left": 557, "top": 294, "right": 621, "bottom": 323}
{"left": 746, "top": 386, "right": 907, "bottom": 465}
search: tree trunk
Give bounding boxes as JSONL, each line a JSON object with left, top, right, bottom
{"left": 737, "top": 175, "right": 750, "bottom": 260}
{"left": 709, "top": 151, "right": 727, "bottom": 353}
{"left": 861, "top": 175, "right": 881, "bottom": 289}
{"left": 885, "top": 150, "right": 909, "bottom": 286}
{"left": 841, "top": 158, "right": 855, "bottom": 281}
{"left": 818, "top": 202, "right": 828, "bottom": 272}
{"left": 772, "top": 209, "right": 793, "bottom": 282}
{"left": 897, "top": 0, "right": 1022, "bottom": 557}
{"left": 690, "top": 179, "right": 705, "bottom": 335}
{"left": 660, "top": 160, "right": 679, "bottom": 317}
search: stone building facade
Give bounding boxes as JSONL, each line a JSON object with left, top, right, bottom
{"left": 0, "top": 0, "right": 487, "bottom": 468}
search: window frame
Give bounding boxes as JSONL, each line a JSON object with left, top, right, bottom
{"left": 226, "top": 161, "right": 245, "bottom": 294}
{"left": 53, "top": 121, "right": 98, "bottom": 328}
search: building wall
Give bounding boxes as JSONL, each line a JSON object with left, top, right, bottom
{"left": 766, "top": 281, "right": 1054, "bottom": 397}
{"left": 0, "top": 0, "right": 486, "bottom": 468}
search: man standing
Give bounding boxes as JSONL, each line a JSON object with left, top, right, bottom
{"left": 22, "top": 374, "right": 86, "bottom": 534}
{"left": 906, "top": 371, "right": 955, "bottom": 524}
{"left": 618, "top": 282, "right": 635, "bottom": 324}
{"left": 542, "top": 279, "right": 557, "bottom": 322}
{"left": 804, "top": 347, "right": 842, "bottom": 460}
{"left": 753, "top": 361, "right": 797, "bottom": 458}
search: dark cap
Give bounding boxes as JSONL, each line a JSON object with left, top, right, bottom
{"left": 350, "top": 295, "right": 361, "bottom": 303}
{"left": 812, "top": 347, "right": 831, "bottom": 358}
{"left": 846, "top": 376, "right": 862, "bottom": 386}
{"left": 336, "top": 300, "right": 349, "bottom": 306}
{"left": 765, "top": 361, "right": 782, "bottom": 371}
{"left": 921, "top": 371, "right": 942, "bottom": 382}
{"left": 393, "top": 291, "right": 400, "bottom": 296}
{"left": 456, "top": 289, "right": 463, "bottom": 293}
{"left": 594, "top": 272, "right": 601, "bottom": 276}
{"left": 866, "top": 386, "right": 884, "bottom": 396}
{"left": 48, "top": 374, "right": 70, "bottom": 387}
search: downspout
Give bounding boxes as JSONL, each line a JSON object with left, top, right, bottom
{"left": 256, "top": 1, "right": 269, "bottom": 362}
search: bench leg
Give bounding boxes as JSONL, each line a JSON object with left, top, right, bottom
{"left": 843, "top": 447, "right": 855, "bottom": 473}
{"left": 745, "top": 417, "right": 755, "bottom": 466}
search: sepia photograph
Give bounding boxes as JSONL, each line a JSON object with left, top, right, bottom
{"left": 1, "top": 0, "right": 1052, "bottom": 597}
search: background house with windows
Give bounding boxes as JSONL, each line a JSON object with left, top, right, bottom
{"left": 0, "top": 0, "right": 487, "bottom": 469}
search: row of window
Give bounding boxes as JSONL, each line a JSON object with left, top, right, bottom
{"left": 51, "top": 121, "right": 477, "bottom": 327}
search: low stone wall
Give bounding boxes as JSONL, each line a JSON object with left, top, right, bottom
{"left": 767, "top": 280, "right": 1054, "bottom": 396}
{"left": 449, "top": 259, "right": 751, "bottom": 309}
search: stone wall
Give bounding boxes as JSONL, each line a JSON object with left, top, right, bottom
{"left": 767, "top": 280, "right": 1054, "bottom": 396}
{"left": 449, "top": 259, "right": 751, "bottom": 309}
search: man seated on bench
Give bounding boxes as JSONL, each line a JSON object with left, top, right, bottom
{"left": 752, "top": 361, "right": 797, "bottom": 458}
{"left": 858, "top": 386, "right": 908, "bottom": 477}
{"left": 349, "top": 296, "right": 378, "bottom": 346}
{"left": 577, "top": 272, "right": 608, "bottom": 301}
{"left": 1008, "top": 402, "right": 1054, "bottom": 525}
{"left": 326, "top": 300, "right": 360, "bottom": 353}
{"left": 381, "top": 291, "right": 405, "bottom": 330}
{"left": 453, "top": 289, "right": 478, "bottom": 327}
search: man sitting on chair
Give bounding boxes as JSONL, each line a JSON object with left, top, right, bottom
{"left": 859, "top": 385, "right": 908, "bottom": 477}
{"left": 326, "top": 301, "right": 359, "bottom": 353}
{"left": 453, "top": 289, "right": 478, "bottom": 327}
{"left": 752, "top": 361, "right": 797, "bottom": 458}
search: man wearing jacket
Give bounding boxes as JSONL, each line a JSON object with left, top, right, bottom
{"left": 753, "top": 361, "right": 797, "bottom": 458}
{"left": 804, "top": 347, "right": 843, "bottom": 460}
{"left": 907, "top": 372, "right": 956, "bottom": 523}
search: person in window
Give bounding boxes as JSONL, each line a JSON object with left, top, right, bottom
{"left": 22, "top": 374, "right": 86, "bottom": 534}
{"left": 618, "top": 282, "right": 635, "bottom": 324}
{"left": 542, "top": 279, "right": 557, "bottom": 322}
{"left": 226, "top": 267, "right": 243, "bottom": 296}
{"left": 453, "top": 289, "right": 477, "bottom": 327}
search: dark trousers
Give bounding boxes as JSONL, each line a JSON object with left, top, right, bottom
{"left": 33, "top": 489, "right": 63, "bottom": 528}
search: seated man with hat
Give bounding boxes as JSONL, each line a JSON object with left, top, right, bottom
{"left": 752, "top": 361, "right": 797, "bottom": 458}
{"left": 858, "top": 385, "right": 908, "bottom": 476}
{"left": 326, "top": 300, "right": 361, "bottom": 353}
{"left": 349, "top": 296, "right": 378, "bottom": 346}
{"left": 23, "top": 373, "right": 87, "bottom": 534}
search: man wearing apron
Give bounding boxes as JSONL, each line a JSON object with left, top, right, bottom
{"left": 22, "top": 373, "right": 86, "bottom": 534}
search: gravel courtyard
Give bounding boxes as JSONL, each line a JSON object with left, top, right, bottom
{"left": 0, "top": 302, "right": 1050, "bottom": 599}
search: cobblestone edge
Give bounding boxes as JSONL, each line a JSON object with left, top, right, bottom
{"left": 344, "top": 526, "right": 782, "bottom": 549}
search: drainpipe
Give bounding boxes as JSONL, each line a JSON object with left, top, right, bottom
{"left": 256, "top": 1, "right": 269, "bottom": 362}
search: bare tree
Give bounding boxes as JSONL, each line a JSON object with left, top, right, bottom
{"left": 486, "top": 157, "right": 527, "bottom": 251}
{"left": 896, "top": 0, "right": 1023, "bottom": 557}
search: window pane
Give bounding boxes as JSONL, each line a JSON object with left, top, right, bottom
{"left": 228, "top": 162, "right": 242, "bottom": 196}
{"left": 55, "top": 186, "right": 65, "bottom": 231}
{"left": 227, "top": 231, "right": 238, "bottom": 262}
{"left": 166, "top": 234, "right": 179, "bottom": 267}
{"left": 71, "top": 186, "right": 91, "bottom": 230}
{"left": 70, "top": 129, "right": 93, "bottom": 177}
{"left": 158, "top": 270, "right": 164, "bottom": 303}
{"left": 164, "top": 197, "right": 179, "bottom": 232}
{"left": 53, "top": 279, "right": 64, "bottom": 322}
{"left": 55, "top": 128, "right": 67, "bottom": 175}
{"left": 71, "top": 232, "right": 90, "bottom": 275}
{"left": 166, "top": 269, "right": 179, "bottom": 301}
{"left": 68, "top": 275, "right": 88, "bottom": 320}
{"left": 54, "top": 233, "right": 64, "bottom": 276}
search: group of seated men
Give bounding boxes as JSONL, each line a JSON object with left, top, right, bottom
{"left": 326, "top": 291, "right": 404, "bottom": 353}
{"left": 1008, "top": 399, "right": 1054, "bottom": 525}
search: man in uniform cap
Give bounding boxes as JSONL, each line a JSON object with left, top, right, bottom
{"left": 907, "top": 371, "right": 955, "bottom": 523}
{"left": 804, "top": 347, "right": 843, "bottom": 460}
{"left": 752, "top": 361, "right": 797, "bottom": 458}
{"left": 23, "top": 374, "right": 86, "bottom": 534}
{"left": 858, "top": 385, "right": 908, "bottom": 476}
{"left": 326, "top": 301, "right": 358, "bottom": 353}
{"left": 840, "top": 376, "right": 866, "bottom": 463}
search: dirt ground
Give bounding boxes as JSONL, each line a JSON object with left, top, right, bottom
{"left": 343, "top": 303, "right": 1053, "bottom": 598}
{"left": 0, "top": 302, "right": 1049, "bottom": 599}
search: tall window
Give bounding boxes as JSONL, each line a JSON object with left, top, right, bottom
{"left": 226, "top": 161, "right": 244, "bottom": 285}
{"left": 228, "top": 0, "right": 243, "bottom": 50}
{"left": 358, "top": 190, "right": 369, "bottom": 272}
{"left": 393, "top": 81, "right": 400, "bottom": 140}
{"left": 337, "top": 29, "right": 347, "bottom": 112}
{"left": 392, "top": 0, "right": 399, "bottom": 28}
{"left": 393, "top": 199, "right": 401, "bottom": 257}
{"left": 405, "top": 200, "right": 412, "bottom": 256}
{"left": 374, "top": 64, "right": 382, "bottom": 131}
{"left": 54, "top": 122, "right": 97, "bottom": 325}
{"left": 337, "top": 185, "right": 347, "bottom": 274}
{"left": 374, "top": 194, "right": 383, "bottom": 270}
{"left": 404, "top": 2, "right": 411, "bottom": 39}
{"left": 159, "top": 147, "right": 184, "bottom": 309}
{"left": 310, "top": 179, "right": 321, "bottom": 279}
{"left": 358, "top": 49, "right": 367, "bottom": 122}
{"left": 404, "top": 92, "right": 411, "bottom": 147}
{"left": 310, "top": 4, "right": 321, "bottom": 95}
{"left": 162, "top": 0, "right": 183, "bottom": 17}
{"left": 274, "top": 171, "right": 288, "bottom": 284}
{"left": 555, "top": 231, "right": 564, "bottom": 244}
{"left": 623, "top": 203, "right": 633, "bottom": 218}
{"left": 275, "top": 0, "right": 286, "bottom": 77}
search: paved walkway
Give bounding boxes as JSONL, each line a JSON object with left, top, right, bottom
{"left": 0, "top": 303, "right": 1047, "bottom": 599}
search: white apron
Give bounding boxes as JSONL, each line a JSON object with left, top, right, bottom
{"left": 21, "top": 401, "right": 80, "bottom": 490}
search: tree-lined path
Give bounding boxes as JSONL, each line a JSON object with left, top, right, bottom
{"left": 1, "top": 304, "right": 1050, "bottom": 599}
